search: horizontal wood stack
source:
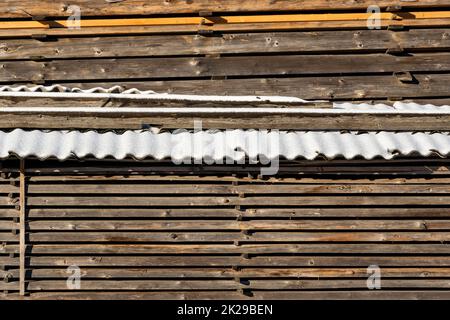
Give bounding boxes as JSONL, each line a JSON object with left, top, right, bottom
{"left": 0, "top": 159, "right": 449, "bottom": 299}
{"left": 0, "top": 0, "right": 449, "bottom": 300}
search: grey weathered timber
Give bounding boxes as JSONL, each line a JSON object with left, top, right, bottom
{"left": 0, "top": 113, "right": 449, "bottom": 130}
{"left": 0, "top": 29, "right": 449, "bottom": 60}
{"left": 52, "top": 73, "right": 450, "bottom": 101}
{"left": 1, "top": 54, "right": 449, "bottom": 82}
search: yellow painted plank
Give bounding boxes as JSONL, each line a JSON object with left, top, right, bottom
{"left": 0, "top": 12, "right": 449, "bottom": 29}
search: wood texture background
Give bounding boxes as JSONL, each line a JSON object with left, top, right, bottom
{"left": 0, "top": 3, "right": 448, "bottom": 129}
{"left": 1, "top": 159, "right": 450, "bottom": 299}
{"left": 0, "top": 1, "right": 450, "bottom": 300}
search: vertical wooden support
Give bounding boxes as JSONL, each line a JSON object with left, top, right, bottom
{"left": 19, "top": 160, "right": 26, "bottom": 296}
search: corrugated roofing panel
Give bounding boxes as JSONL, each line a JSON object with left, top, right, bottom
{"left": 0, "top": 129, "right": 449, "bottom": 161}
{"left": 334, "top": 102, "right": 450, "bottom": 111}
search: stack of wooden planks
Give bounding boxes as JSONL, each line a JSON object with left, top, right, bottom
{"left": 0, "top": 1, "right": 450, "bottom": 301}
{"left": 1, "top": 159, "right": 450, "bottom": 299}
{"left": 0, "top": 1, "right": 448, "bottom": 131}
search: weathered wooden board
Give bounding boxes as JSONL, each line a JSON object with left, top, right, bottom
{"left": 17, "top": 267, "right": 450, "bottom": 279}
{"left": 24, "top": 219, "right": 450, "bottom": 231}
{"left": 23, "top": 196, "right": 450, "bottom": 207}
{"left": 0, "top": 0, "right": 449, "bottom": 298}
{"left": 2, "top": 164, "right": 445, "bottom": 300}
{"left": 22, "top": 243, "right": 450, "bottom": 255}
{"left": 0, "top": 113, "right": 449, "bottom": 130}
{"left": 1, "top": 54, "right": 448, "bottom": 82}
{"left": 18, "top": 163, "right": 450, "bottom": 175}
{"left": 6, "top": 12, "right": 450, "bottom": 30}
{"left": 20, "top": 256, "right": 450, "bottom": 267}
{"left": 5, "top": 291, "right": 450, "bottom": 300}
{"left": 22, "top": 207, "right": 450, "bottom": 219}
{"left": 2, "top": 19, "right": 450, "bottom": 38}
{"left": 2, "top": 1, "right": 450, "bottom": 18}
{"left": 22, "top": 279, "right": 450, "bottom": 291}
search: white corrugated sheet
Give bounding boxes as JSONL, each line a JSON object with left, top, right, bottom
{"left": 0, "top": 85, "right": 311, "bottom": 104}
{"left": 334, "top": 102, "right": 450, "bottom": 112}
{"left": 0, "top": 129, "right": 448, "bottom": 161}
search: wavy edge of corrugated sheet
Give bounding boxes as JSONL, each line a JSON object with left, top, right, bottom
{"left": 0, "top": 129, "right": 449, "bottom": 161}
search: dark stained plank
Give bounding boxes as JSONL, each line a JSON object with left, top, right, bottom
{"left": 2, "top": 19, "right": 450, "bottom": 37}
{"left": 23, "top": 256, "right": 450, "bottom": 267}
{"left": 1, "top": 29, "right": 449, "bottom": 60}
